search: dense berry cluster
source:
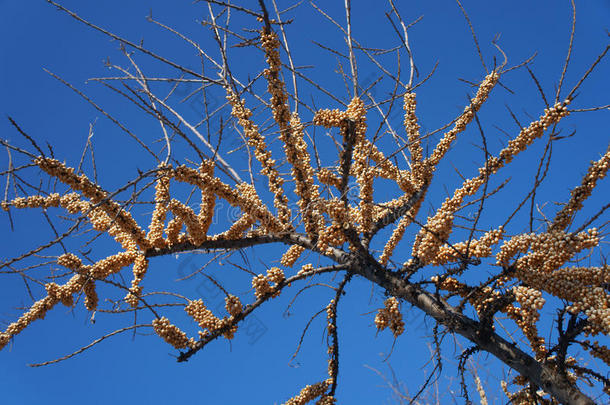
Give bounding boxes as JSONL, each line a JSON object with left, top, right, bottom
{"left": 45, "top": 281, "right": 75, "bottom": 307}
{"left": 168, "top": 199, "right": 206, "bottom": 245}
{"left": 530, "top": 229, "right": 599, "bottom": 271}
{"left": 403, "top": 92, "right": 426, "bottom": 187}
{"left": 227, "top": 89, "right": 290, "bottom": 225}
{"left": 82, "top": 279, "right": 98, "bottom": 311}
{"left": 315, "top": 395, "right": 336, "bottom": 405}
{"left": 261, "top": 30, "right": 290, "bottom": 127}
{"left": 297, "top": 263, "right": 315, "bottom": 276}
{"left": 430, "top": 227, "right": 505, "bottom": 266}
{"left": 282, "top": 379, "right": 332, "bottom": 405}
{"left": 0, "top": 296, "right": 59, "bottom": 350}
{"left": 57, "top": 252, "right": 82, "bottom": 269}
{"left": 185, "top": 299, "right": 222, "bottom": 331}
{"left": 152, "top": 317, "right": 193, "bottom": 350}
{"left": 518, "top": 267, "right": 609, "bottom": 335}
{"left": 281, "top": 245, "right": 305, "bottom": 267}
{"left": 147, "top": 168, "right": 171, "bottom": 248}
{"left": 312, "top": 109, "right": 348, "bottom": 128}
{"left": 374, "top": 297, "right": 405, "bottom": 337}
{"left": 165, "top": 216, "right": 185, "bottom": 245}
{"left": 428, "top": 72, "right": 499, "bottom": 167}
{"left": 217, "top": 213, "right": 255, "bottom": 240}
{"left": 492, "top": 227, "right": 608, "bottom": 334}
{"left": 501, "top": 102, "right": 570, "bottom": 166}
{"left": 379, "top": 198, "right": 423, "bottom": 265}
{"left": 225, "top": 295, "right": 243, "bottom": 317}
{"left": 1, "top": 193, "right": 61, "bottom": 211}
{"left": 266, "top": 267, "right": 286, "bottom": 285}
{"left": 251, "top": 267, "right": 285, "bottom": 300}
{"left": 89, "top": 251, "right": 138, "bottom": 279}
{"left": 126, "top": 255, "right": 148, "bottom": 307}
{"left": 511, "top": 286, "right": 546, "bottom": 359}
{"left": 316, "top": 168, "right": 341, "bottom": 189}
{"left": 197, "top": 160, "right": 216, "bottom": 235}
{"left": 346, "top": 98, "right": 373, "bottom": 233}
{"left": 252, "top": 275, "right": 273, "bottom": 299}
{"left": 316, "top": 199, "right": 349, "bottom": 254}
{"left": 551, "top": 146, "right": 610, "bottom": 231}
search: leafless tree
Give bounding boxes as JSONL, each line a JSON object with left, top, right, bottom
{"left": 1, "top": 1, "right": 609, "bottom": 404}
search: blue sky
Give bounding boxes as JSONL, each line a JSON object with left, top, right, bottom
{"left": 1, "top": 1, "right": 609, "bottom": 404}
